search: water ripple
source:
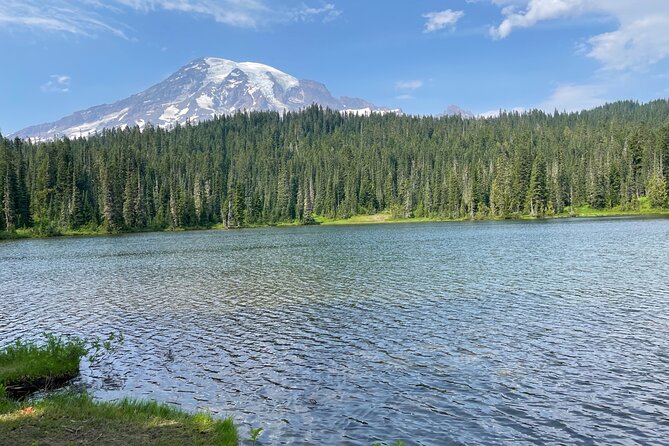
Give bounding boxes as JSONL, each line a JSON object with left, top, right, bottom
{"left": 1, "top": 217, "right": 669, "bottom": 445}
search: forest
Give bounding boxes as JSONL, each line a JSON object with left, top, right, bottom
{"left": 1, "top": 100, "right": 669, "bottom": 235}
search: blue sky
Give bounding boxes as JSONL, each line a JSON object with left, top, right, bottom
{"left": 1, "top": 0, "right": 669, "bottom": 134}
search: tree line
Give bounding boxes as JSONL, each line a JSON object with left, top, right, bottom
{"left": 1, "top": 100, "right": 669, "bottom": 235}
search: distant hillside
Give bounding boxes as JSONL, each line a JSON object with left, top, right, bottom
{"left": 1, "top": 99, "right": 668, "bottom": 235}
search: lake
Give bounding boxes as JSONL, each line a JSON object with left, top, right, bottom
{"left": 1, "top": 217, "right": 669, "bottom": 445}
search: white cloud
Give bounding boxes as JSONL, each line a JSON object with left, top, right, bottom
{"left": 41, "top": 74, "right": 71, "bottom": 93}
{"left": 489, "top": 0, "right": 669, "bottom": 71}
{"left": 293, "top": 3, "right": 341, "bottom": 23}
{"left": 0, "top": 1, "right": 130, "bottom": 38}
{"left": 423, "top": 9, "right": 464, "bottom": 32}
{"left": 479, "top": 83, "right": 606, "bottom": 117}
{"left": 395, "top": 80, "right": 423, "bottom": 91}
{"left": 587, "top": 15, "right": 669, "bottom": 71}
{"left": 490, "top": 0, "right": 584, "bottom": 39}
{"left": 538, "top": 83, "right": 606, "bottom": 112}
{"left": 395, "top": 94, "right": 415, "bottom": 100}
{"left": 117, "top": 0, "right": 268, "bottom": 28}
{"left": 0, "top": 0, "right": 340, "bottom": 36}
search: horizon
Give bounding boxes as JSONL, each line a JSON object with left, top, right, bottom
{"left": 2, "top": 1, "right": 669, "bottom": 134}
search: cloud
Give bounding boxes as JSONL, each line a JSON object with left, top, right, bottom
{"left": 538, "top": 83, "right": 607, "bottom": 112}
{"left": 489, "top": 0, "right": 669, "bottom": 71}
{"left": 423, "top": 9, "right": 464, "bottom": 32}
{"left": 0, "top": 1, "right": 130, "bottom": 38}
{"left": 490, "top": 0, "right": 584, "bottom": 39}
{"left": 292, "top": 3, "right": 341, "bottom": 23}
{"left": 115, "top": 0, "right": 269, "bottom": 28}
{"left": 479, "top": 83, "right": 607, "bottom": 117}
{"left": 395, "top": 80, "right": 423, "bottom": 91}
{"left": 395, "top": 94, "right": 415, "bottom": 100}
{"left": 41, "top": 74, "right": 71, "bottom": 93}
{"left": 587, "top": 15, "right": 669, "bottom": 71}
{"left": 0, "top": 0, "right": 340, "bottom": 37}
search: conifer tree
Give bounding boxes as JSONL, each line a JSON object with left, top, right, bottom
{"left": 3, "top": 167, "right": 16, "bottom": 231}
{"left": 647, "top": 168, "right": 668, "bottom": 208}
{"left": 661, "top": 120, "right": 669, "bottom": 194}
{"left": 1, "top": 100, "right": 668, "bottom": 232}
{"left": 525, "top": 155, "right": 547, "bottom": 217}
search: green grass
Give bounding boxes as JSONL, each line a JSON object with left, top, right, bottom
{"left": 0, "top": 335, "right": 87, "bottom": 396}
{"left": 4, "top": 198, "right": 669, "bottom": 241}
{"left": 0, "top": 392, "right": 238, "bottom": 446}
{"left": 0, "top": 230, "right": 29, "bottom": 240}
{"left": 0, "top": 336, "right": 238, "bottom": 445}
{"left": 566, "top": 197, "right": 669, "bottom": 218}
{"left": 313, "top": 213, "right": 451, "bottom": 226}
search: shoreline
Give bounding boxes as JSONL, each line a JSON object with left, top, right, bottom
{"left": 0, "top": 335, "right": 239, "bottom": 446}
{"left": 2, "top": 207, "right": 669, "bottom": 241}
{"left": 0, "top": 393, "right": 238, "bottom": 446}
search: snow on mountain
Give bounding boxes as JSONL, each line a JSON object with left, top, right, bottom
{"left": 12, "top": 57, "right": 399, "bottom": 140}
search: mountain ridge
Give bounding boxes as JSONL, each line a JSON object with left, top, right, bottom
{"left": 12, "top": 57, "right": 399, "bottom": 140}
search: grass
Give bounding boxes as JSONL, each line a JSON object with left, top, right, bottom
{"left": 313, "top": 212, "right": 449, "bottom": 225}
{"left": 0, "top": 392, "right": 238, "bottom": 446}
{"left": 566, "top": 197, "right": 669, "bottom": 217}
{"left": 314, "top": 200, "right": 669, "bottom": 227}
{"left": 0, "top": 335, "right": 87, "bottom": 397}
{"left": 13, "top": 225, "right": 164, "bottom": 239}
{"left": 0, "top": 336, "right": 238, "bottom": 445}
{"left": 3, "top": 198, "right": 668, "bottom": 242}
{"left": 0, "top": 230, "right": 29, "bottom": 240}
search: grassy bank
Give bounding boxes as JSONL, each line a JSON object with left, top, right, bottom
{"left": 2, "top": 199, "right": 668, "bottom": 242}
{"left": 313, "top": 213, "right": 453, "bottom": 225}
{"left": 0, "top": 230, "right": 30, "bottom": 240}
{"left": 0, "top": 393, "right": 237, "bottom": 446}
{"left": 0, "top": 335, "right": 238, "bottom": 445}
{"left": 313, "top": 204, "right": 669, "bottom": 226}
{"left": 0, "top": 335, "right": 86, "bottom": 398}
{"left": 566, "top": 197, "right": 669, "bottom": 217}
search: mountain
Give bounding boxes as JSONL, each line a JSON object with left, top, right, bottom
{"left": 12, "top": 57, "right": 399, "bottom": 140}
{"left": 440, "top": 105, "right": 475, "bottom": 119}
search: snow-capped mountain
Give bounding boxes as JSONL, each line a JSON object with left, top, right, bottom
{"left": 12, "top": 57, "right": 399, "bottom": 140}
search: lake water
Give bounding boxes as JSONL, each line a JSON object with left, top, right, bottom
{"left": 2, "top": 218, "right": 669, "bottom": 445}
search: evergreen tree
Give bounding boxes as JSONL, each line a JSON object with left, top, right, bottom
{"left": 1, "top": 100, "right": 668, "bottom": 233}
{"left": 525, "top": 155, "right": 547, "bottom": 217}
{"left": 3, "top": 166, "right": 16, "bottom": 231}
{"left": 661, "top": 120, "right": 669, "bottom": 194}
{"left": 231, "top": 181, "right": 245, "bottom": 227}
{"left": 647, "top": 168, "right": 668, "bottom": 208}
{"left": 490, "top": 149, "right": 512, "bottom": 217}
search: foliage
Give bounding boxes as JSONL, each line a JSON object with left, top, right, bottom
{"left": 0, "top": 334, "right": 87, "bottom": 389}
{"left": 646, "top": 169, "right": 669, "bottom": 208}
{"left": 2, "top": 101, "right": 669, "bottom": 234}
{"left": 87, "top": 332, "right": 124, "bottom": 363}
{"left": 249, "top": 426, "right": 264, "bottom": 445}
{"left": 0, "top": 332, "right": 123, "bottom": 395}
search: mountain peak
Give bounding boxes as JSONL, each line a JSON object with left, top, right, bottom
{"left": 12, "top": 57, "right": 398, "bottom": 140}
{"left": 440, "top": 105, "right": 474, "bottom": 119}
